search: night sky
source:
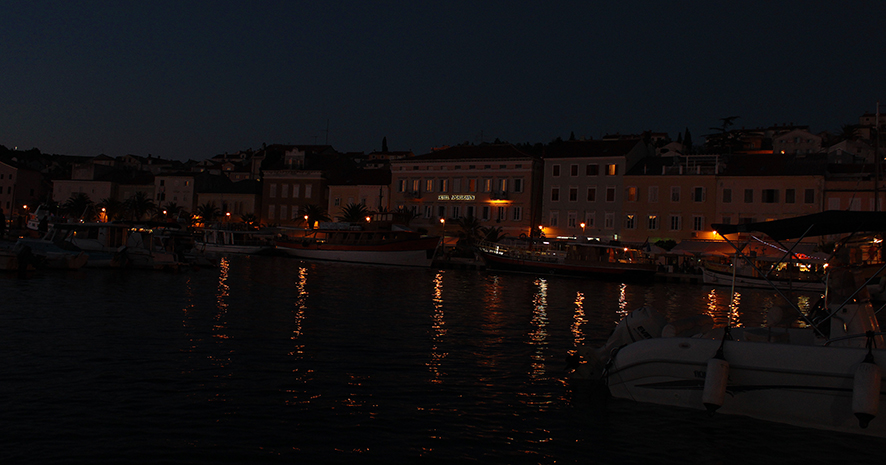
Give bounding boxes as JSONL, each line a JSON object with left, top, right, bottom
{"left": 2, "top": 1, "right": 884, "bottom": 160}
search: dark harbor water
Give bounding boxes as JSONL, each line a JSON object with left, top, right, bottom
{"left": 1, "top": 255, "right": 884, "bottom": 464}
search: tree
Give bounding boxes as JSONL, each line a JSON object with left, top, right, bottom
{"left": 158, "top": 202, "right": 185, "bottom": 221}
{"left": 126, "top": 191, "right": 156, "bottom": 221}
{"left": 480, "top": 225, "right": 507, "bottom": 242}
{"left": 456, "top": 215, "right": 482, "bottom": 243}
{"left": 194, "top": 202, "right": 221, "bottom": 226}
{"left": 839, "top": 124, "right": 860, "bottom": 142}
{"left": 299, "top": 204, "right": 330, "bottom": 228}
{"left": 337, "top": 202, "right": 372, "bottom": 223}
{"left": 240, "top": 213, "right": 259, "bottom": 229}
{"left": 394, "top": 207, "right": 418, "bottom": 227}
{"left": 61, "top": 193, "right": 94, "bottom": 221}
{"left": 96, "top": 198, "right": 125, "bottom": 221}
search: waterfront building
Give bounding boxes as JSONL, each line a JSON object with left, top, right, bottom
{"left": 196, "top": 179, "right": 262, "bottom": 223}
{"left": 714, "top": 153, "right": 825, "bottom": 226}
{"left": 327, "top": 169, "right": 391, "bottom": 220}
{"left": 389, "top": 144, "right": 542, "bottom": 238}
{"left": 540, "top": 139, "right": 653, "bottom": 242}
{"left": 621, "top": 154, "right": 721, "bottom": 244}
{"left": 259, "top": 145, "right": 344, "bottom": 226}
{"left": 0, "top": 159, "right": 45, "bottom": 223}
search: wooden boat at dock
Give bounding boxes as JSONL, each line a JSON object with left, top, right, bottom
{"left": 476, "top": 238, "right": 657, "bottom": 281}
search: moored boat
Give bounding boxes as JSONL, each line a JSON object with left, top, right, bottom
{"left": 568, "top": 211, "right": 886, "bottom": 437}
{"left": 195, "top": 226, "right": 275, "bottom": 255}
{"left": 476, "top": 238, "right": 657, "bottom": 281}
{"left": 275, "top": 219, "right": 440, "bottom": 267}
{"left": 40, "top": 222, "right": 182, "bottom": 270}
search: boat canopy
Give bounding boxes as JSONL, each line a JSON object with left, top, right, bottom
{"left": 712, "top": 210, "right": 886, "bottom": 240}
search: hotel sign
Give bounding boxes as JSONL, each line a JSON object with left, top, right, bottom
{"left": 437, "top": 194, "right": 475, "bottom": 201}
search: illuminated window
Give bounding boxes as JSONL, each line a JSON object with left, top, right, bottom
{"left": 648, "top": 215, "right": 658, "bottom": 230}
{"left": 426, "top": 179, "right": 434, "bottom": 192}
{"left": 438, "top": 179, "right": 448, "bottom": 193}
{"left": 625, "top": 214, "right": 636, "bottom": 229}
{"left": 606, "top": 164, "right": 618, "bottom": 176}
{"left": 468, "top": 179, "right": 477, "bottom": 192}
{"left": 626, "top": 187, "right": 637, "bottom": 202}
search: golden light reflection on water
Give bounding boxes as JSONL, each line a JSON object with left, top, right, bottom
{"left": 528, "top": 278, "right": 548, "bottom": 379}
{"left": 214, "top": 257, "right": 231, "bottom": 342}
{"left": 616, "top": 283, "right": 629, "bottom": 319}
{"left": 285, "top": 266, "right": 313, "bottom": 406}
{"left": 571, "top": 292, "right": 587, "bottom": 348}
{"left": 427, "top": 272, "right": 448, "bottom": 384}
{"left": 703, "top": 287, "right": 742, "bottom": 327}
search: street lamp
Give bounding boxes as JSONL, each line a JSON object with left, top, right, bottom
{"left": 580, "top": 222, "right": 586, "bottom": 237}
{"left": 440, "top": 218, "right": 446, "bottom": 253}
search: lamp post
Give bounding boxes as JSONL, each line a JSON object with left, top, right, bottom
{"left": 440, "top": 218, "right": 446, "bottom": 254}
{"left": 304, "top": 214, "right": 310, "bottom": 230}
{"left": 580, "top": 222, "right": 586, "bottom": 239}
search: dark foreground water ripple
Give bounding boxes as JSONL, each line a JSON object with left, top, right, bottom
{"left": 0, "top": 255, "right": 883, "bottom": 464}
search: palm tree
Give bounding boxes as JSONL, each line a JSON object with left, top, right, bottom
{"left": 394, "top": 207, "right": 418, "bottom": 227}
{"left": 240, "top": 213, "right": 259, "bottom": 229}
{"left": 155, "top": 202, "right": 185, "bottom": 221}
{"left": 96, "top": 198, "right": 125, "bottom": 222}
{"left": 195, "top": 202, "right": 221, "bottom": 227}
{"left": 337, "top": 202, "right": 372, "bottom": 223}
{"left": 126, "top": 191, "right": 156, "bottom": 221}
{"left": 480, "top": 225, "right": 507, "bottom": 242}
{"left": 298, "top": 204, "right": 330, "bottom": 228}
{"left": 61, "top": 193, "right": 95, "bottom": 221}
{"left": 456, "top": 215, "right": 482, "bottom": 243}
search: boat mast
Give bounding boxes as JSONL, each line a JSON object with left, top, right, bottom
{"left": 876, "top": 102, "right": 881, "bottom": 212}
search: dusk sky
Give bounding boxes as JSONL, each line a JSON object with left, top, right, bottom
{"left": 2, "top": 1, "right": 885, "bottom": 161}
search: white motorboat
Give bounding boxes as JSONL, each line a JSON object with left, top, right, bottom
{"left": 568, "top": 211, "right": 886, "bottom": 437}
{"left": 195, "top": 227, "right": 275, "bottom": 255}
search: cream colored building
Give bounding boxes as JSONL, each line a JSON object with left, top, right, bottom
{"left": 389, "top": 145, "right": 542, "bottom": 238}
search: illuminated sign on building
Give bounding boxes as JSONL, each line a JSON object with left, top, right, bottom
{"left": 437, "top": 194, "right": 476, "bottom": 201}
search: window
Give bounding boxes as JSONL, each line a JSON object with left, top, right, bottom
{"left": 670, "top": 186, "right": 680, "bottom": 202}
{"left": 568, "top": 211, "right": 577, "bottom": 227}
{"left": 497, "top": 207, "right": 507, "bottom": 221}
{"left": 305, "top": 185, "right": 312, "bottom": 198}
{"left": 692, "top": 187, "right": 705, "bottom": 202}
{"left": 483, "top": 179, "right": 492, "bottom": 192}
{"left": 280, "top": 205, "right": 287, "bottom": 220}
{"left": 720, "top": 216, "right": 732, "bottom": 225}
{"left": 669, "top": 215, "right": 681, "bottom": 231}
{"left": 481, "top": 206, "right": 490, "bottom": 220}
{"left": 744, "top": 189, "right": 754, "bottom": 203}
{"left": 762, "top": 189, "right": 778, "bottom": 203}
{"left": 570, "top": 164, "right": 579, "bottom": 176}
{"left": 587, "top": 187, "right": 596, "bottom": 202}
{"left": 293, "top": 184, "right": 300, "bottom": 198}
{"left": 426, "top": 179, "right": 434, "bottom": 192}
{"left": 498, "top": 178, "right": 508, "bottom": 193}
{"left": 398, "top": 180, "right": 407, "bottom": 192}
{"left": 281, "top": 184, "right": 289, "bottom": 198}
{"left": 805, "top": 189, "right": 815, "bottom": 204}
{"left": 551, "top": 187, "right": 560, "bottom": 202}
{"left": 604, "top": 212, "right": 615, "bottom": 229}
{"left": 648, "top": 186, "right": 659, "bottom": 203}
{"left": 452, "top": 205, "right": 461, "bottom": 218}
{"left": 269, "top": 183, "right": 277, "bottom": 198}
{"left": 586, "top": 164, "right": 599, "bottom": 176}
{"left": 723, "top": 188, "right": 732, "bottom": 203}
{"left": 466, "top": 206, "right": 475, "bottom": 218}
{"left": 604, "top": 164, "right": 617, "bottom": 176}
{"left": 424, "top": 206, "right": 433, "bottom": 218}
{"left": 438, "top": 206, "right": 446, "bottom": 218}
{"left": 549, "top": 211, "right": 559, "bottom": 226}
{"left": 626, "top": 187, "right": 637, "bottom": 202}
{"left": 606, "top": 187, "right": 616, "bottom": 202}
{"left": 513, "top": 178, "right": 524, "bottom": 193}
{"left": 412, "top": 179, "right": 420, "bottom": 192}
{"left": 692, "top": 215, "right": 704, "bottom": 231}
{"left": 647, "top": 215, "right": 658, "bottom": 230}
{"left": 468, "top": 179, "right": 477, "bottom": 192}
{"left": 438, "top": 179, "right": 448, "bottom": 193}
{"left": 569, "top": 187, "right": 578, "bottom": 201}
{"left": 552, "top": 165, "right": 561, "bottom": 177}
{"left": 268, "top": 205, "right": 275, "bottom": 220}
{"left": 625, "top": 214, "right": 636, "bottom": 229}
{"left": 785, "top": 189, "right": 796, "bottom": 203}
{"left": 512, "top": 206, "right": 523, "bottom": 221}
{"left": 585, "top": 212, "right": 595, "bottom": 228}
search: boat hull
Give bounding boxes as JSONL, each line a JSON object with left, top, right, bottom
{"left": 607, "top": 337, "right": 886, "bottom": 437}
{"left": 702, "top": 267, "right": 825, "bottom": 291}
{"left": 275, "top": 236, "right": 440, "bottom": 267}
{"left": 479, "top": 250, "right": 657, "bottom": 281}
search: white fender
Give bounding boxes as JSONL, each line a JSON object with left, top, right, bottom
{"left": 852, "top": 354, "right": 881, "bottom": 428}
{"left": 702, "top": 355, "right": 729, "bottom": 413}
